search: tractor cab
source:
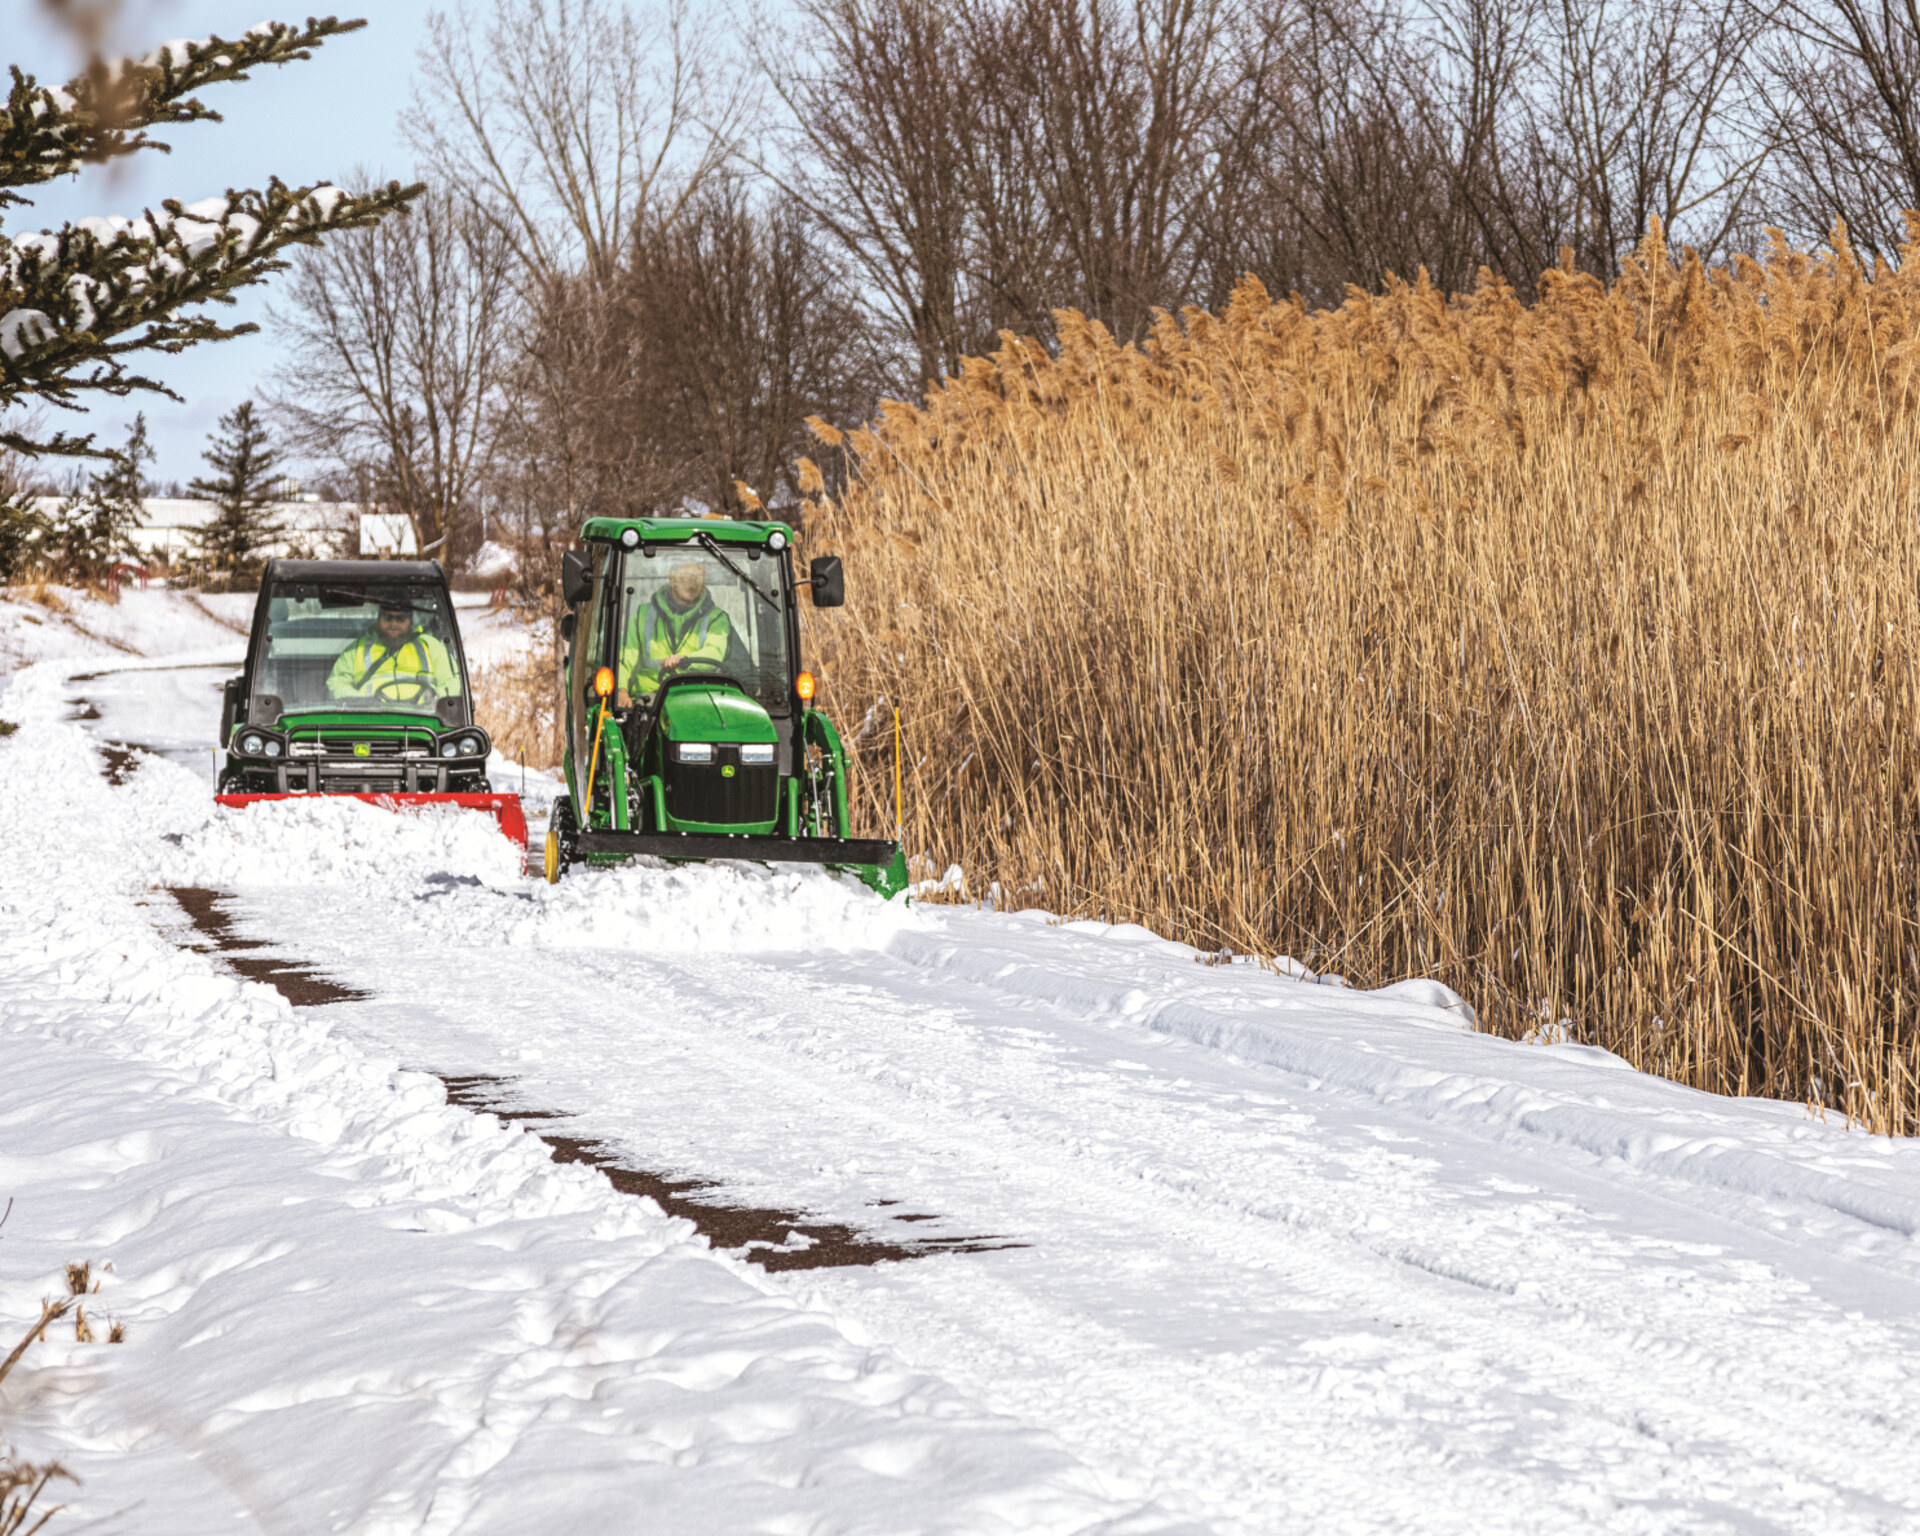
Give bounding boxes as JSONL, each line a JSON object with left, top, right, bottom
{"left": 219, "top": 558, "right": 494, "bottom": 796}
{"left": 544, "top": 515, "right": 904, "bottom": 896}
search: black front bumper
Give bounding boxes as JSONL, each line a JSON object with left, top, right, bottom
{"left": 574, "top": 831, "right": 899, "bottom": 866}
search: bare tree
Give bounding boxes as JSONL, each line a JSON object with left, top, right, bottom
{"left": 407, "top": 0, "right": 743, "bottom": 296}
{"left": 612, "top": 176, "right": 888, "bottom": 512}
{"left": 1235, "top": 0, "right": 1771, "bottom": 306}
{"left": 1757, "top": 0, "right": 1920, "bottom": 258}
{"left": 1000, "top": 0, "right": 1275, "bottom": 339}
{"left": 758, "top": 0, "right": 989, "bottom": 386}
{"left": 270, "top": 185, "right": 517, "bottom": 563}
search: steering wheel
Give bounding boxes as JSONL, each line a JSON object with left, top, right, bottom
{"left": 662, "top": 656, "right": 728, "bottom": 677}
{"left": 371, "top": 673, "right": 439, "bottom": 703}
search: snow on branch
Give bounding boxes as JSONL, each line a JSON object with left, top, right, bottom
{"left": 0, "top": 18, "right": 425, "bottom": 457}
{"left": 0, "top": 18, "right": 371, "bottom": 210}
{"left": 1, "top": 177, "right": 425, "bottom": 455}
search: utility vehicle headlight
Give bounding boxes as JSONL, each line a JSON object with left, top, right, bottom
{"left": 620, "top": 528, "right": 640, "bottom": 548}
{"left": 767, "top": 530, "right": 788, "bottom": 552}
{"left": 262, "top": 739, "right": 283, "bottom": 758}
{"left": 677, "top": 742, "right": 714, "bottom": 764}
{"left": 239, "top": 732, "right": 264, "bottom": 755}
{"left": 740, "top": 743, "right": 775, "bottom": 764}
{"left": 441, "top": 740, "right": 460, "bottom": 758}
{"left": 461, "top": 735, "right": 484, "bottom": 756}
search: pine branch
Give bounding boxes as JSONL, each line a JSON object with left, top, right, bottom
{"left": 2, "top": 177, "right": 426, "bottom": 454}
{"left": 0, "top": 18, "right": 369, "bottom": 208}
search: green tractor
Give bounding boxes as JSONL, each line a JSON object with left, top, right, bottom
{"left": 543, "top": 515, "right": 905, "bottom": 898}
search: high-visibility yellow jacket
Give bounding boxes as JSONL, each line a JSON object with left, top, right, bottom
{"left": 325, "top": 627, "right": 461, "bottom": 704}
{"left": 619, "top": 594, "right": 731, "bottom": 696}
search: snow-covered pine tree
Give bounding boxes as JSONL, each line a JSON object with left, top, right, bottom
{"left": 0, "top": 429, "right": 47, "bottom": 580}
{"left": 0, "top": 488, "right": 48, "bottom": 582}
{"left": 54, "top": 412, "right": 150, "bottom": 580}
{"left": 1, "top": 18, "right": 424, "bottom": 459}
{"left": 187, "top": 399, "right": 281, "bottom": 582}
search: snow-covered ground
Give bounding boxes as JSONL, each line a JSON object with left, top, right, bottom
{"left": 6, "top": 589, "right": 1920, "bottom": 1534}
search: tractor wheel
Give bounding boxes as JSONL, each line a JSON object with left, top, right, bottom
{"left": 544, "top": 796, "right": 578, "bottom": 884}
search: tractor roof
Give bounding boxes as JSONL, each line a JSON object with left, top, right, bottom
{"left": 264, "top": 558, "right": 449, "bottom": 584}
{"left": 580, "top": 515, "right": 794, "bottom": 545}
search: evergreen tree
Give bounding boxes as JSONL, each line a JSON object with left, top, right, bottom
{"left": 1, "top": 19, "right": 424, "bottom": 460}
{"left": 0, "top": 491, "right": 49, "bottom": 582}
{"left": 187, "top": 399, "right": 281, "bottom": 580}
{"left": 54, "top": 413, "right": 150, "bottom": 580}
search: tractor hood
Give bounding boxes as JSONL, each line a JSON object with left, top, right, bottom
{"left": 659, "top": 683, "right": 778, "bottom": 743}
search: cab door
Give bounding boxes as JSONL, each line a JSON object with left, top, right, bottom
{"left": 566, "top": 543, "right": 612, "bottom": 804}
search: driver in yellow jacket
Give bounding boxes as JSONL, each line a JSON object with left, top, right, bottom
{"left": 615, "top": 561, "right": 731, "bottom": 707}
{"left": 326, "top": 601, "right": 461, "bottom": 705}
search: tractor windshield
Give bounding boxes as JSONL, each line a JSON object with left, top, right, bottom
{"left": 257, "top": 581, "right": 466, "bottom": 716}
{"left": 612, "top": 542, "right": 791, "bottom": 710}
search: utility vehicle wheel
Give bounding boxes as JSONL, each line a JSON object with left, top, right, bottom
{"left": 544, "top": 796, "right": 578, "bottom": 884}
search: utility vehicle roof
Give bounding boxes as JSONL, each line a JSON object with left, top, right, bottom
{"left": 264, "top": 558, "right": 449, "bottom": 584}
{"left": 580, "top": 516, "right": 793, "bottom": 545}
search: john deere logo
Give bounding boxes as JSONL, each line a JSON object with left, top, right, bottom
{"left": 721, "top": 764, "right": 736, "bottom": 778}
{"left": 353, "top": 742, "right": 372, "bottom": 758}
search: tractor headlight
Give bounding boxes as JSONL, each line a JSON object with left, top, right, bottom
{"left": 677, "top": 742, "right": 714, "bottom": 763}
{"left": 767, "top": 530, "right": 788, "bottom": 552}
{"left": 262, "top": 739, "right": 283, "bottom": 758}
{"left": 441, "top": 740, "right": 460, "bottom": 758}
{"left": 461, "top": 735, "right": 484, "bottom": 756}
{"left": 739, "top": 743, "right": 775, "bottom": 764}
{"left": 620, "top": 527, "right": 640, "bottom": 548}
{"left": 239, "top": 732, "right": 265, "bottom": 756}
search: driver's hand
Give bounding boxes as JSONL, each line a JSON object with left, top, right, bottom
{"left": 616, "top": 688, "right": 632, "bottom": 708}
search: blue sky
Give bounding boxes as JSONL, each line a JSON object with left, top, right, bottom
{"left": 5, "top": 1, "right": 435, "bottom": 486}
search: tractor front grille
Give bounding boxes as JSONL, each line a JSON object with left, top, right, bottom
{"left": 320, "top": 774, "right": 404, "bottom": 794}
{"left": 665, "top": 747, "right": 778, "bottom": 826}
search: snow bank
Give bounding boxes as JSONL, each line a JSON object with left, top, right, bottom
{"left": 895, "top": 910, "right": 1920, "bottom": 1241}
{"left": 0, "top": 586, "right": 244, "bottom": 673}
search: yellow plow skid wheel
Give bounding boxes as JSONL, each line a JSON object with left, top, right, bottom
{"left": 543, "top": 827, "right": 563, "bottom": 883}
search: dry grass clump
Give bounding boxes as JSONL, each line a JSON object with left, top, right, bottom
{"left": 802, "top": 219, "right": 1920, "bottom": 1134}
{"left": 470, "top": 638, "right": 564, "bottom": 770}
{"left": 0, "top": 1251, "right": 122, "bottom": 1534}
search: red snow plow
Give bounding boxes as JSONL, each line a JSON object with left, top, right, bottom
{"left": 214, "top": 792, "right": 530, "bottom": 853}
{"left": 216, "top": 560, "right": 528, "bottom": 866}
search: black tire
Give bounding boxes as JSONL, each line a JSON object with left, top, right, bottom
{"left": 543, "top": 795, "right": 579, "bottom": 884}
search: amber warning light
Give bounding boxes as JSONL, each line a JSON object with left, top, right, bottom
{"left": 593, "top": 666, "right": 615, "bottom": 699}
{"left": 796, "top": 670, "right": 816, "bottom": 705}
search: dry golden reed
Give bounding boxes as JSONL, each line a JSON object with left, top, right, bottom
{"left": 803, "top": 219, "right": 1920, "bottom": 1134}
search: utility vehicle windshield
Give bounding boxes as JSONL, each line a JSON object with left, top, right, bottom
{"left": 258, "top": 581, "right": 465, "bottom": 715}
{"left": 612, "top": 542, "right": 790, "bottom": 711}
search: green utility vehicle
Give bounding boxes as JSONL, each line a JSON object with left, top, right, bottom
{"left": 216, "top": 558, "right": 527, "bottom": 850}
{"left": 543, "top": 515, "right": 905, "bottom": 897}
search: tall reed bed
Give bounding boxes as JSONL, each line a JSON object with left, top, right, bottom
{"left": 800, "top": 221, "right": 1920, "bottom": 1133}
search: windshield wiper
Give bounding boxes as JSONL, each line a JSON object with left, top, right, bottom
{"left": 691, "top": 533, "right": 782, "bottom": 613}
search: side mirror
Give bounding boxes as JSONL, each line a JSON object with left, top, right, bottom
{"left": 559, "top": 610, "right": 576, "bottom": 644}
{"left": 808, "top": 555, "right": 845, "bottom": 608}
{"left": 562, "top": 549, "right": 592, "bottom": 608}
{"left": 219, "top": 676, "right": 242, "bottom": 744}
{"left": 246, "top": 692, "right": 283, "bottom": 728}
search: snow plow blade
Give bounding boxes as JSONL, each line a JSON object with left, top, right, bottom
{"left": 215, "top": 792, "right": 530, "bottom": 854}
{"left": 574, "top": 830, "right": 904, "bottom": 891}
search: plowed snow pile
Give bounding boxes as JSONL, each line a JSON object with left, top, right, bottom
{"left": 167, "top": 794, "right": 527, "bottom": 889}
